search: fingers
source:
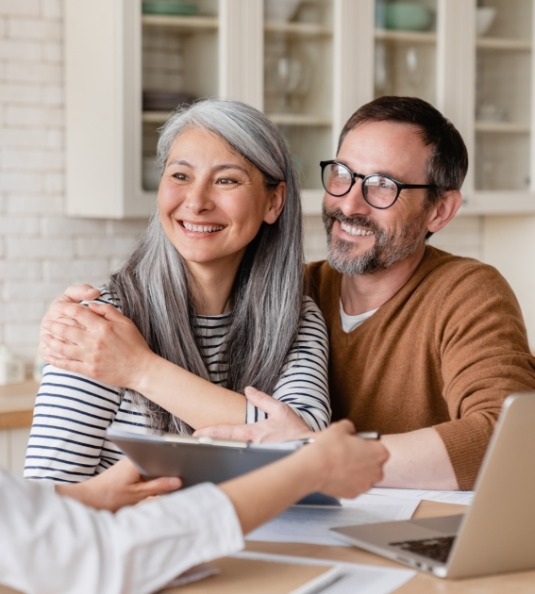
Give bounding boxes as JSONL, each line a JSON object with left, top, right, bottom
{"left": 328, "top": 418, "right": 357, "bottom": 436}
{"left": 138, "top": 476, "right": 182, "bottom": 498}
{"left": 63, "top": 284, "right": 101, "bottom": 303}
{"left": 307, "top": 422, "right": 389, "bottom": 498}
{"left": 86, "top": 301, "right": 124, "bottom": 321}
{"left": 193, "top": 424, "right": 252, "bottom": 441}
{"left": 42, "top": 304, "right": 117, "bottom": 347}
{"left": 49, "top": 301, "right": 117, "bottom": 329}
{"left": 244, "top": 386, "right": 289, "bottom": 417}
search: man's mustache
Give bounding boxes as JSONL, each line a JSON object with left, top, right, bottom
{"left": 323, "top": 209, "right": 380, "bottom": 235}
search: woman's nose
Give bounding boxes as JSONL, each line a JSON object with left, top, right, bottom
{"left": 184, "top": 181, "right": 214, "bottom": 213}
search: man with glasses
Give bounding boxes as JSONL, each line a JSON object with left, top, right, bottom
{"left": 300, "top": 95, "right": 535, "bottom": 491}
{"left": 196, "top": 96, "right": 535, "bottom": 492}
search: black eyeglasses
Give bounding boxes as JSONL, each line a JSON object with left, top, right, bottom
{"left": 320, "top": 160, "right": 438, "bottom": 210}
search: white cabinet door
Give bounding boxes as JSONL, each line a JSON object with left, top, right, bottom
{"left": 63, "top": 0, "right": 535, "bottom": 218}
{"left": 372, "top": 0, "right": 535, "bottom": 214}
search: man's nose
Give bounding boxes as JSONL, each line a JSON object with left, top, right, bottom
{"left": 336, "top": 179, "right": 372, "bottom": 217}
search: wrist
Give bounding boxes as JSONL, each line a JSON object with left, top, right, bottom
{"left": 291, "top": 445, "right": 325, "bottom": 495}
{"left": 131, "top": 351, "right": 164, "bottom": 394}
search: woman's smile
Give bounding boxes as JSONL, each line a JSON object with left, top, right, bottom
{"left": 158, "top": 127, "right": 284, "bottom": 274}
{"left": 180, "top": 221, "right": 225, "bottom": 234}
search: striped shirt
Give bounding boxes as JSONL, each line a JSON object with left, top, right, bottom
{"left": 24, "top": 296, "right": 330, "bottom": 483}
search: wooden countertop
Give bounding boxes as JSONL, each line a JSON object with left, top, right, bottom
{"left": 0, "top": 380, "right": 37, "bottom": 430}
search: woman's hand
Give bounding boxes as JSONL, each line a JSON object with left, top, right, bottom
{"left": 56, "top": 458, "right": 182, "bottom": 512}
{"left": 40, "top": 285, "right": 158, "bottom": 390}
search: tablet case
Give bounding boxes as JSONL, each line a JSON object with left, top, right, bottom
{"left": 107, "top": 427, "right": 340, "bottom": 506}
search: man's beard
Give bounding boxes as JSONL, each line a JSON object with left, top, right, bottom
{"left": 322, "top": 205, "right": 428, "bottom": 276}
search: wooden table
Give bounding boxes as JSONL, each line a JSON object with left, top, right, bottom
{"left": 162, "top": 500, "right": 535, "bottom": 593}
{"left": 0, "top": 380, "right": 37, "bottom": 430}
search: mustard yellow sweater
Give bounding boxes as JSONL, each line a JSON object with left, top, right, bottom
{"left": 306, "top": 246, "right": 535, "bottom": 490}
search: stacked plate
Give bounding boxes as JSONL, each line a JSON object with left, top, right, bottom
{"left": 142, "top": 90, "right": 197, "bottom": 111}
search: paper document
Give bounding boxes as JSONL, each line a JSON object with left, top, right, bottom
{"left": 368, "top": 487, "right": 474, "bottom": 505}
{"left": 247, "top": 494, "right": 418, "bottom": 546}
{"left": 234, "top": 551, "right": 416, "bottom": 594}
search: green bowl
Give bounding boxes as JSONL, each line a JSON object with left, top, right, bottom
{"left": 384, "top": 3, "right": 432, "bottom": 31}
{"left": 142, "top": 2, "right": 198, "bottom": 16}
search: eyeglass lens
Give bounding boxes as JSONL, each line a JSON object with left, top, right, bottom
{"left": 321, "top": 162, "right": 399, "bottom": 208}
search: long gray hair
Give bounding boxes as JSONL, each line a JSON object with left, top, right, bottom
{"left": 110, "top": 99, "right": 304, "bottom": 433}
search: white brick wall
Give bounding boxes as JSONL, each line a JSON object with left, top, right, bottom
{"left": 0, "top": 0, "right": 144, "bottom": 369}
{"left": 0, "top": 0, "right": 484, "bottom": 373}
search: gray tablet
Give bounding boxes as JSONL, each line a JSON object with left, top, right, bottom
{"left": 106, "top": 427, "right": 339, "bottom": 506}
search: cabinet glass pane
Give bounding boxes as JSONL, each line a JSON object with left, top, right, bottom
{"left": 264, "top": 0, "right": 333, "bottom": 192}
{"left": 374, "top": 0, "right": 437, "bottom": 104}
{"left": 141, "top": 0, "right": 219, "bottom": 192}
{"left": 474, "top": 0, "right": 532, "bottom": 192}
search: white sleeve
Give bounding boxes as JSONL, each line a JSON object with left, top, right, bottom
{"left": 0, "top": 469, "right": 244, "bottom": 594}
{"left": 246, "top": 296, "right": 331, "bottom": 430}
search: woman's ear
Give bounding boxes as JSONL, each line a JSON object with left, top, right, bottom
{"left": 263, "top": 182, "right": 287, "bottom": 224}
{"left": 426, "top": 190, "right": 463, "bottom": 235}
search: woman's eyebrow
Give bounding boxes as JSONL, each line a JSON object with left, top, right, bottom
{"left": 168, "top": 159, "right": 251, "bottom": 177}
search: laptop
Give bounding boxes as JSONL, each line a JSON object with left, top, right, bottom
{"left": 331, "top": 393, "right": 535, "bottom": 578}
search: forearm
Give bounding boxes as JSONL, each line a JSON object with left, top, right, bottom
{"left": 378, "top": 427, "right": 459, "bottom": 490}
{"left": 219, "top": 450, "right": 321, "bottom": 534}
{"left": 135, "top": 354, "right": 247, "bottom": 428}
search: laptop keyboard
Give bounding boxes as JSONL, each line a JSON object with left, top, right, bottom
{"left": 389, "top": 536, "right": 456, "bottom": 563}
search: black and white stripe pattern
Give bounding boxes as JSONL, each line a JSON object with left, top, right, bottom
{"left": 24, "top": 297, "right": 330, "bottom": 483}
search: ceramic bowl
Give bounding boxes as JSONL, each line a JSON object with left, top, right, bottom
{"left": 476, "top": 7, "right": 497, "bottom": 36}
{"left": 265, "top": 0, "right": 302, "bottom": 22}
{"left": 384, "top": 2, "right": 432, "bottom": 31}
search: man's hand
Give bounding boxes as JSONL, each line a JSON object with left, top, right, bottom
{"left": 40, "top": 286, "right": 158, "bottom": 391}
{"left": 39, "top": 284, "right": 101, "bottom": 359}
{"left": 193, "top": 386, "right": 311, "bottom": 442}
{"left": 55, "top": 458, "right": 182, "bottom": 512}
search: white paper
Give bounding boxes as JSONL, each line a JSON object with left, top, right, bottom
{"left": 368, "top": 487, "right": 474, "bottom": 505}
{"left": 247, "top": 494, "right": 419, "bottom": 546}
{"left": 234, "top": 550, "right": 416, "bottom": 594}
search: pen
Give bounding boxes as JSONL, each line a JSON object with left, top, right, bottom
{"left": 302, "top": 432, "right": 381, "bottom": 445}
{"left": 249, "top": 432, "right": 381, "bottom": 450}
{"left": 356, "top": 431, "right": 381, "bottom": 440}
{"left": 288, "top": 566, "right": 345, "bottom": 594}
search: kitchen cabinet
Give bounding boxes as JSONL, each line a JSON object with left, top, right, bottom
{"left": 373, "top": 0, "right": 535, "bottom": 213}
{"left": 64, "top": 0, "right": 535, "bottom": 218}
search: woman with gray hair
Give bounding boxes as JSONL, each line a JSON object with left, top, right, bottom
{"left": 26, "top": 99, "right": 330, "bottom": 484}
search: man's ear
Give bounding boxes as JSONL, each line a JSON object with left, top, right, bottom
{"left": 426, "top": 190, "right": 463, "bottom": 235}
{"left": 263, "top": 182, "right": 286, "bottom": 224}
